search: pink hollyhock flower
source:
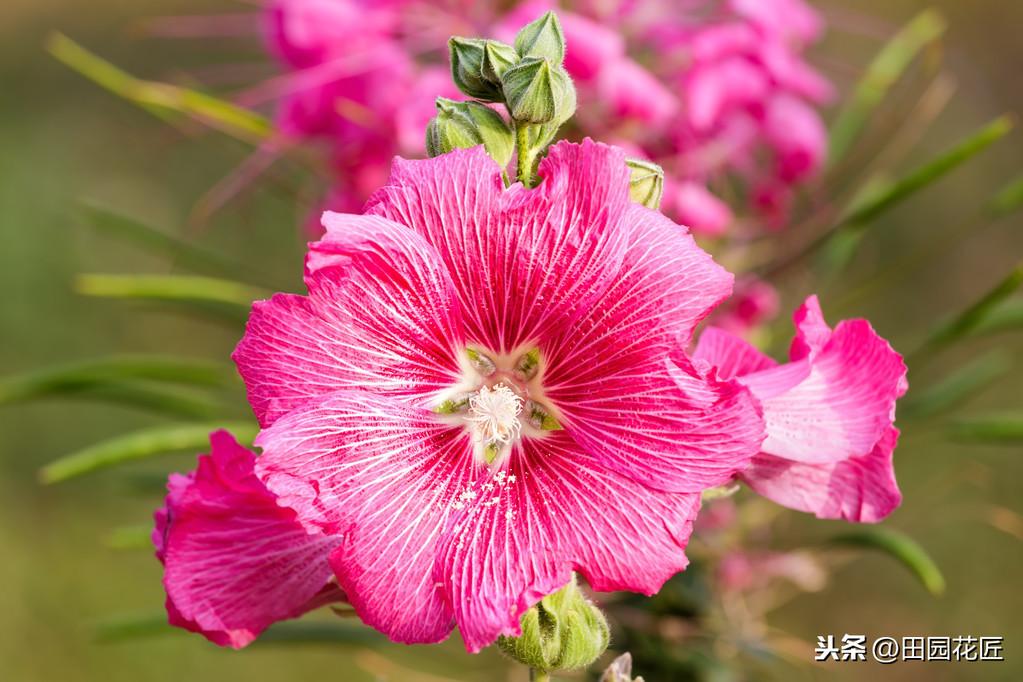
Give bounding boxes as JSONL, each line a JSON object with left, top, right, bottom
{"left": 664, "top": 179, "right": 733, "bottom": 236}
{"left": 233, "top": 141, "right": 764, "bottom": 651}
{"left": 713, "top": 277, "right": 780, "bottom": 336}
{"left": 694, "top": 296, "right": 906, "bottom": 522}
{"left": 154, "top": 430, "right": 341, "bottom": 648}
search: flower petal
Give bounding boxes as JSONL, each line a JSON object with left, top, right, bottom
{"left": 156, "top": 431, "right": 338, "bottom": 648}
{"left": 254, "top": 392, "right": 478, "bottom": 644}
{"left": 233, "top": 214, "right": 464, "bottom": 426}
{"left": 365, "top": 141, "right": 631, "bottom": 353}
{"left": 692, "top": 326, "right": 777, "bottom": 380}
{"left": 743, "top": 427, "right": 902, "bottom": 522}
{"left": 742, "top": 318, "right": 906, "bottom": 463}
{"left": 543, "top": 206, "right": 762, "bottom": 492}
{"left": 436, "top": 432, "right": 701, "bottom": 652}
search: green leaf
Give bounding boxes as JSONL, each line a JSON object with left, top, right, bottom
{"left": 921, "top": 259, "right": 1023, "bottom": 352}
{"left": 47, "top": 32, "right": 271, "bottom": 143}
{"left": 104, "top": 525, "right": 154, "bottom": 551}
{"left": 78, "top": 202, "right": 253, "bottom": 281}
{"left": 969, "top": 298, "right": 1023, "bottom": 337}
{"left": 950, "top": 413, "right": 1023, "bottom": 443}
{"left": 828, "top": 528, "right": 945, "bottom": 596}
{"left": 95, "top": 613, "right": 175, "bottom": 642}
{"left": 986, "top": 173, "right": 1023, "bottom": 218}
{"left": 39, "top": 421, "right": 258, "bottom": 484}
{"left": 841, "top": 115, "right": 1014, "bottom": 226}
{"left": 76, "top": 273, "right": 268, "bottom": 323}
{"left": 829, "top": 9, "right": 947, "bottom": 162}
{"left": 901, "top": 350, "right": 1011, "bottom": 418}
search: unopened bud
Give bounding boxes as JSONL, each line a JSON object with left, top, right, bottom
{"left": 482, "top": 40, "right": 518, "bottom": 84}
{"left": 514, "top": 11, "right": 566, "bottom": 63}
{"left": 449, "top": 37, "right": 503, "bottom": 102}
{"left": 625, "top": 159, "right": 664, "bottom": 210}
{"left": 502, "top": 57, "right": 576, "bottom": 125}
{"left": 427, "top": 99, "right": 514, "bottom": 167}
{"left": 498, "top": 576, "right": 609, "bottom": 673}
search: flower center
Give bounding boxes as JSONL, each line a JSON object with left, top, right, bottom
{"left": 466, "top": 384, "right": 523, "bottom": 446}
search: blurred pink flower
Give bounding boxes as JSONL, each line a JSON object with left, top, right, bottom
{"left": 154, "top": 430, "right": 341, "bottom": 648}
{"left": 258, "top": 0, "right": 832, "bottom": 233}
{"left": 231, "top": 141, "right": 765, "bottom": 650}
{"left": 694, "top": 295, "right": 906, "bottom": 522}
{"left": 713, "top": 277, "right": 780, "bottom": 335}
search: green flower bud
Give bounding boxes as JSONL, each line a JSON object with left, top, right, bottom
{"left": 600, "top": 653, "right": 645, "bottom": 682}
{"left": 498, "top": 576, "right": 609, "bottom": 674}
{"left": 625, "top": 159, "right": 665, "bottom": 210}
{"left": 514, "top": 11, "right": 566, "bottom": 63}
{"left": 427, "top": 99, "right": 514, "bottom": 167}
{"left": 502, "top": 58, "right": 576, "bottom": 125}
{"left": 449, "top": 37, "right": 503, "bottom": 101}
{"left": 482, "top": 39, "right": 518, "bottom": 84}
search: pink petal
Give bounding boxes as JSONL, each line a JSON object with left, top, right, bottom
{"left": 561, "top": 12, "right": 625, "bottom": 81}
{"left": 156, "top": 431, "right": 338, "bottom": 648}
{"left": 763, "top": 94, "right": 827, "bottom": 182}
{"left": 664, "top": 180, "right": 734, "bottom": 237}
{"left": 436, "top": 433, "right": 701, "bottom": 652}
{"left": 743, "top": 427, "right": 902, "bottom": 522}
{"left": 233, "top": 214, "right": 464, "bottom": 426}
{"left": 542, "top": 206, "right": 763, "bottom": 492}
{"left": 254, "top": 391, "right": 477, "bottom": 644}
{"left": 692, "top": 326, "right": 777, "bottom": 381}
{"left": 789, "top": 294, "right": 830, "bottom": 360}
{"left": 365, "top": 142, "right": 632, "bottom": 353}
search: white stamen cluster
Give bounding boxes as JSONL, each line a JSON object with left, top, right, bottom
{"left": 466, "top": 383, "right": 523, "bottom": 445}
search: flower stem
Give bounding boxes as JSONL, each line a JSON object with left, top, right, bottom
{"left": 529, "top": 669, "right": 551, "bottom": 682}
{"left": 515, "top": 122, "right": 535, "bottom": 187}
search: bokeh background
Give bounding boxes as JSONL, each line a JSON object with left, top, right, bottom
{"left": 1, "top": 0, "right": 1020, "bottom": 680}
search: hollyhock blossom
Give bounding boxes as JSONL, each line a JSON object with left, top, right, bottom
{"left": 694, "top": 296, "right": 906, "bottom": 522}
{"left": 233, "top": 141, "right": 765, "bottom": 651}
{"left": 154, "top": 430, "right": 340, "bottom": 648}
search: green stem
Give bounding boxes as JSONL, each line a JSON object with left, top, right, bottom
{"left": 529, "top": 670, "right": 551, "bottom": 682}
{"left": 515, "top": 122, "right": 535, "bottom": 187}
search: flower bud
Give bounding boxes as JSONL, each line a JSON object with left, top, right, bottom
{"left": 482, "top": 40, "right": 518, "bottom": 84}
{"left": 625, "top": 159, "right": 665, "bottom": 210}
{"left": 449, "top": 37, "right": 502, "bottom": 101}
{"left": 498, "top": 576, "right": 609, "bottom": 673}
{"left": 502, "top": 57, "right": 576, "bottom": 125}
{"left": 514, "top": 11, "right": 566, "bottom": 63}
{"left": 427, "top": 99, "right": 514, "bottom": 167}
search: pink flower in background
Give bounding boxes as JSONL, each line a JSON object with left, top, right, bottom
{"left": 232, "top": 141, "right": 765, "bottom": 651}
{"left": 694, "top": 295, "right": 906, "bottom": 522}
{"left": 153, "top": 430, "right": 341, "bottom": 648}
{"left": 712, "top": 277, "right": 780, "bottom": 336}
{"left": 258, "top": 0, "right": 832, "bottom": 234}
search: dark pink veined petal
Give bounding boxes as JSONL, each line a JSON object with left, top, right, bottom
{"left": 741, "top": 318, "right": 906, "bottom": 464}
{"left": 254, "top": 391, "right": 478, "bottom": 644}
{"left": 155, "top": 431, "right": 338, "bottom": 649}
{"left": 542, "top": 205, "right": 762, "bottom": 493}
{"left": 789, "top": 294, "right": 831, "bottom": 360}
{"left": 742, "top": 427, "right": 902, "bottom": 522}
{"left": 365, "top": 141, "right": 631, "bottom": 353}
{"left": 435, "top": 432, "right": 701, "bottom": 653}
{"left": 233, "top": 214, "right": 464, "bottom": 426}
{"left": 692, "top": 326, "right": 778, "bottom": 381}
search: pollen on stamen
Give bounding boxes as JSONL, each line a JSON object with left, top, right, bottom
{"left": 466, "top": 384, "right": 523, "bottom": 446}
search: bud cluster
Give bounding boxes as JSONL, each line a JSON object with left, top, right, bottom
{"left": 428, "top": 12, "right": 577, "bottom": 185}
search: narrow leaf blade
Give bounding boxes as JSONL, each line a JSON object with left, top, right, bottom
{"left": 828, "top": 528, "right": 945, "bottom": 596}
{"left": 39, "top": 421, "right": 258, "bottom": 484}
{"left": 950, "top": 413, "right": 1023, "bottom": 444}
{"left": 901, "top": 350, "right": 1011, "bottom": 418}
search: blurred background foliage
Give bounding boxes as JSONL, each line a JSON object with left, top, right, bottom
{"left": 1, "top": 0, "right": 1020, "bottom": 680}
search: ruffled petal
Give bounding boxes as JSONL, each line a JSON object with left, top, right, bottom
{"left": 743, "top": 427, "right": 902, "bottom": 522}
{"left": 233, "top": 214, "right": 464, "bottom": 426}
{"left": 156, "top": 431, "right": 338, "bottom": 648}
{"left": 743, "top": 317, "right": 906, "bottom": 464}
{"left": 365, "top": 141, "right": 632, "bottom": 353}
{"left": 692, "top": 326, "right": 777, "bottom": 380}
{"left": 254, "top": 392, "right": 478, "bottom": 644}
{"left": 542, "top": 206, "right": 762, "bottom": 492}
{"left": 436, "top": 432, "right": 701, "bottom": 652}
